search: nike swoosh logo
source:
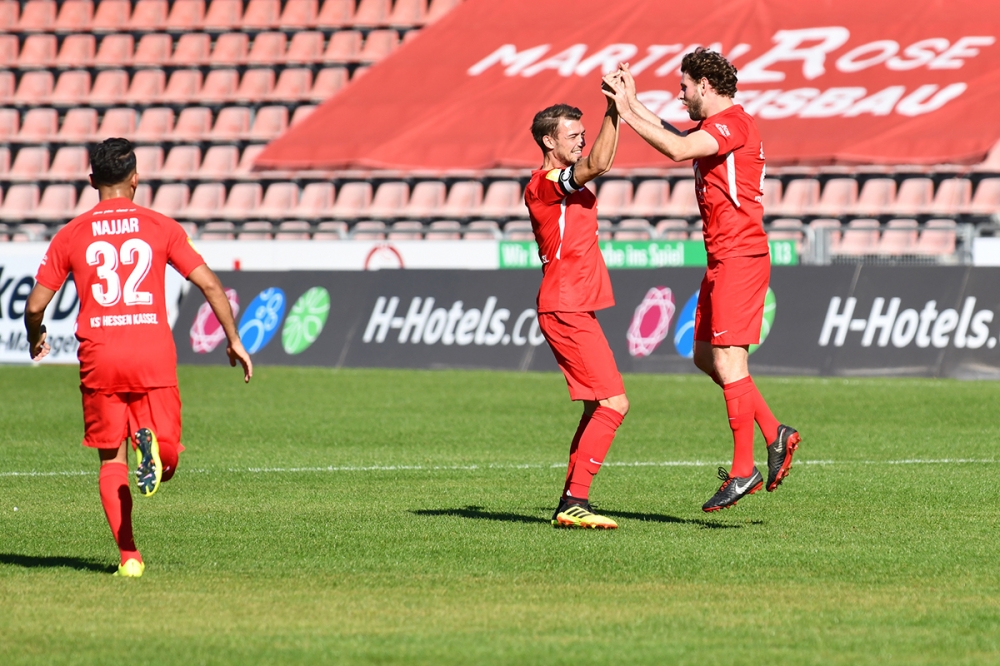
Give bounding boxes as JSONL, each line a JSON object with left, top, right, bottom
{"left": 713, "top": 330, "right": 728, "bottom": 338}
{"left": 733, "top": 478, "right": 755, "bottom": 493}
{"left": 590, "top": 459, "right": 603, "bottom": 466}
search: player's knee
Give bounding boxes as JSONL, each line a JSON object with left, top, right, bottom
{"left": 605, "top": 394, "right": 629, "bottom": 417}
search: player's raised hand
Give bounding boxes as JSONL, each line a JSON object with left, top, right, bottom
{"left": 228, "top": 340, "right": 253, "bottom": 383}
{"left": 618, "top": 62, "right": 637, "bottom": 100}
{"left": 29, "top": 324, "right": 50, "bottom": 361}
{"left": 602, "top": 71, "right": 631, "bottom": 117}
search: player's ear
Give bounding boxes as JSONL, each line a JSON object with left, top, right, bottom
{"left": 542, "top": 134, "right": 556, "bottom": 150}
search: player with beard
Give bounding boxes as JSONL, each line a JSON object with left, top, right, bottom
{"left": 602, "top": 49, "right": 800, "bottom": 512}
{"left": 525, "top": 85, "right": 628, "bottom": 529}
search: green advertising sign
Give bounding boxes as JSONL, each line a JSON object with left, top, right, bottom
{"left": 281, "top": 287, "right": 331, "bottom": 355}
{"left": 498, "top": 239, "right": 797, "bottom": 269}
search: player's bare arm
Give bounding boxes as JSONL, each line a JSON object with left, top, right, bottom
{"left": 562, "top": 90, "right": 621, "bottom": 185}
{"left": 616, "top": 64, "right": 687, "bottom": 137}
{"left": 188, "top": 264, "right": 253, "bottom": 383}
{"left": 24, "top": 284, "right": 57, "bottom": 361}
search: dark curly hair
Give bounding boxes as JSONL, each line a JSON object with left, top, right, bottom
{"left": 531, "top": 103, "right": 582, "bottom": 152}
{"left": 680, "top": 48, "right": 738, "bottom": 98}
{"left": 89, "top": 137, "right": 137, "bottom": 186}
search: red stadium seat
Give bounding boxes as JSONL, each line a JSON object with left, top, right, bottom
{"left": 199, "top": 69, "right": 240, "bottom": 104}
{"left": 310, "top": 67, "right": 347, "bottom": 101}
{"left": 503, "top": 220, "right": 534, "bottom": 240}
{"left": 172, "top": 107, "right": 213, "bottom": 142}
{"left": 220, "top": 183, "right": 263, "bottom": 219}
{"left": 425, "top": 220, "right": 461, "bottom": 240}
{"left": 13, "top": 70, "right": 54, "bottom": 105}
{"left": 57, "top": 108, "right": 98, "bottom": 143}
{"left": 96, "top": 107, "right": 137, "bottom": 140}
{"left": 160, "top": 69, "right": 202, "bottom": 104}
{"left": 330, "top": 182, "right": 372, "bottom": 218}
{"left": 0, "top": 1, "right": 18, "bottom": 30}
{"left": 0, "top": 185, "right": 41, "bottom": 221}
{"left": 167, "top": 0, "right": 204, "bottom": 31}
{"left": 290, "top": 104, "right": 316, "bottom": 126}
{"left": 359, "top": 30, "right": 399, "bottom": 63}
{"left": 35, "top": 184, "right": 77, "bottom": 220}
{"left": 126, "top": 69, "right": 170, "bottom": 105}
{"left": 198, "top": 145, "right": 239, "bottom": 178}
{"left": 404, "top": 181, "right": 445, "bottom": 218}
{"left": 389, "top": 0, "right": 426, "bottom": 27}
{"left": 89, "top": 69, "right": 129, "bottom": 105}
{"left": 877, "top": 219, "right": 918, "bottom": 255}
{"left": 324, "top": 30, "right": 362, "bottom": 63}
{"left": 285, "top": 31, "right": 324, "bottom": 64}
{"left": 479, "top": 181, "right": 522, "bottom": 218}
{"left": 257, "top": 182, "right": 299, "bottom": 219}
{"left": 171, "top": 32, "right": 211, "bottom": 66}
{"left": 133, "top": 145, "right": 164, "bottom": 178}
{"left": 0, "top": 72, "right": 15, "bottom": 105}
{"left": 129, "top": 0, "right": 168, "bottom": 30}
{"left": 928, "top": 178, "right": 971, "bottom": 216}
{"left": 465, "top": 220, "right": 501, "bottom": 239}
{"left": 0, "top": 146, "right": 9, "bottom": 175}
{"left": 94, "top": 34, "right": 134, "bottom": 68}
{"left": 51, "top": 70, "right": 92, "bottom": 106}
{"left": 234, "top": 144, "right": 265, "bottom": 177}
{"left": 664, "top": 179, "right": 699, "bottom": 217}
{"left": 56, "top": 34, "right": 96, "bottom": 68}
{"left": 159, "top": 145, "right": 201, "bottom": 180}
{"left": 18, "top": 1, "right": 57, "bottom": 32}
{"left": 853, "top": 178, "right": 896, "bottom": 216}
{"left": 316, "top": 0, "right": 353, "bottom": 28}
{"left": 134, "top": 33, "right": 173, "bottom": 67}
{"left": 915, "top": 219, "right": 957, "bottom": 255}
{"left": 427, "top": 0, "right": 461, "bottom": 23}
{"left": 92, "top": 0, "right": 131, "bottom": 32}
{"left": 134, "top": 107, "right": 175, "bottom": 142}
{"left": 774, "top": 178, "right": 819, "bottom": 217}
{"left": 314, "top": 220, "right": 348, "bottom": 239}
{"left": 55, "top": 0, "right": 94, "bottom": 32}
{"left": 0, "top": 35, "right": 17, "bottom": 68}
{"left": 150, "top": 183, "right": 189, "bottom": 217}
{"left": 438, "top": 181, "right": 482, "bottom": 218}
{"left": 203, "top": 0, "right": 242, "bottom": 31}
{"left": 353, "top": 0, "right": 390, "bottom": 27}
{"left": 0, "top": 109, "right": 19, "bottom": 143}
{"left": 199, "top": 221, "right": 236, "bottom": 239}
{"left": 238, "top": 221, "right": 275, "bottom": 240}
{"left": 655, "top": 219, "right": 690, "bottom": 240}
{"left": 388, "top": 220, "right": 424, "bottom": 240}
{"left": 247, "top": 32, "right": 287, "bottom": 65}
{"left": 275, "top": 220, "right": 312, "bottom": 240}
{"left": 966, "top": 178, "right": 1000, "bottom": 215}
{"left": 234, "top": 69, "right": 275, "bottom": 103}
{"left": 352, "top": 220, "right": 387, "bottom": 240}
{"left": 18, "top": 108, "right": 59, "bottom": 142}
{"left": 596, "top": 180, "right": 633, "bottom": 218}
{"left": 615, "top": 219, "right": 653, "bottom": 241}
{"left": 269, "top": 68, "right": 309, "bottom": 101}
{"left": 836, "top": 218, "right": 880, "bottom": 255}
{"left": 211, "top": 107, "right": 250, "bottom": 141}
{"left": 209, "top": 32, "right": 249, "bottom": 66}
{"left": 761, "top": 178, "right": 782, "bottom": 211}
{"left": 367, "top": 182, "right": 409, "bottom": 218}
{"left": 242, "top": 0, "right": 281, "bottom": 29}
{"left": 891, "top": 178, "right": 933, "bottom": 216}
{"left": 294, "top": 182, "right": 335, "bottom": 218}
{"left": 627, "top": 180, "right": 669, "bottom": 218}
{"left": 133, "top": 183, "right": 153, "bottom": 208}
{"left": 19, "top": 34, "right": 58, "bottom": 68}
{"left": 973, "top": 140, "right": 1000, "bottom": 173}
{"left": 808, "top": 178, "right": 857, "bottom": 217}
{"left": 280, "top": 0, "right": 318, "bottom": 29}
{"left": 183, "top": 183, "right": 226, "bottom": 219}
{"left": 246, "top": 105, "right": 288, "bottom": 141}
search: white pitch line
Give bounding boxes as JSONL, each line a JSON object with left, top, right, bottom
{"left": 0, "top": 458, "right": 996, "bottom": 479}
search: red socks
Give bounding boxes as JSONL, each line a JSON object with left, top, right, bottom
{"left": 722, "top": 376, "right": 781, "bottom": 477}
{"left": 562, "top": 412, "right": 592, "bottom": 498}
{"left": 566, "top": 407, "right": 624, "bottom": 500}
{"left": 98, "top": 462, "right": 141, "bottom": 565}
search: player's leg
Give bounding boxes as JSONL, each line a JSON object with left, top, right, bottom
{"left": 127, "top": 387, "right": 185, "bottom": 494}
{"left": 561, "top": 401, "right": 597, "bottom": 500}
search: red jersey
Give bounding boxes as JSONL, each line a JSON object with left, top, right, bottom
{"left": 693, "top": 104, "right": 770, "bottom": 260}
{"left": 35, "top": 197, "right": 205, "bottom": 391}
{"left": 524, "top": 166, "right": 614, "bottom": 313}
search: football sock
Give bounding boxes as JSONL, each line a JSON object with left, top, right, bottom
{"left": 159, "top": 441, "right": 179, "bottom": 483}
{"left": 562, "top": 412, "right": 592, "bottom": 499}
{"left": 98, "top": 462, "right": 141, "bottom": 565}
{"left": 723, "top": 377, "right": 757, "bottom": 478}
{"left": 750, "top": 379, "right": 780, "bottom": 444}
{"left": 567, "top": 407, "right": 624, "bottom": 500}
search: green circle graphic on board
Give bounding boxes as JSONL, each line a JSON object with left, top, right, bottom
{"left": 282, "top": 287, "right": 331, "bottom": 355}
{"left": 749, "top": 288, "right": 776, "bottom": 355}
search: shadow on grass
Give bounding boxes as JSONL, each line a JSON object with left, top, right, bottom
{"left": 412, "top": 506, "right": 549, "bottom": 524}
{"left": 0, "top": 553, "right": 115, "bottom": 573}
{"left": 600, "top": 510, "right": 763, "bottom": 530}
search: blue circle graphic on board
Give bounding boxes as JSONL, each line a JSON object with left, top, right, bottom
{"left": 672, "top": 290, "right": 700, "bottom": 359}
{"left": 238, "top": 287, "right": 286, "bottom": 354}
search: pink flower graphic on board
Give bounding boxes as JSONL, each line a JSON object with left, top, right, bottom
{"left": 190, "top": 288, "right": 240, "bottom": 353}
{"left": 627, "top": 287, "right": 676, "bottom": 358}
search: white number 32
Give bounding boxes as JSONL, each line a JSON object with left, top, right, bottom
{"left": 86, "top": 239, "right": 154, "bottom": 307}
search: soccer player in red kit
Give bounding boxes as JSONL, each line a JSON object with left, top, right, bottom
{"left": 603, "top": 49, "right": 800, "bottom": 512}
{"left": 24, "top": 138, "right": 252, "bottom": 576}
{"left": 525, "top": 91, "right": 628, "bottom": 529}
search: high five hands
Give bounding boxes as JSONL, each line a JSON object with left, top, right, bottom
{"left": 602, "top": 63, "right": 637, "bottom": 120}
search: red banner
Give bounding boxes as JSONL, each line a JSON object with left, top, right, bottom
{"left": 256, "top": 0, "right": 1000, "bottom": 170}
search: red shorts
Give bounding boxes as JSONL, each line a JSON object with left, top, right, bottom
{"left": 695, "top": 253, "right": 770, "bottom": 347}
{"left": 81, "top": 386, "right": 184, "bottom": 453}
{"left": 538, "top": 311, "right": 625, "bottom": 402}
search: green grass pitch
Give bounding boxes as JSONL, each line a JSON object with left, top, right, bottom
{"left": 2, "top": 365, "right": 1000, "bottom": 665}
